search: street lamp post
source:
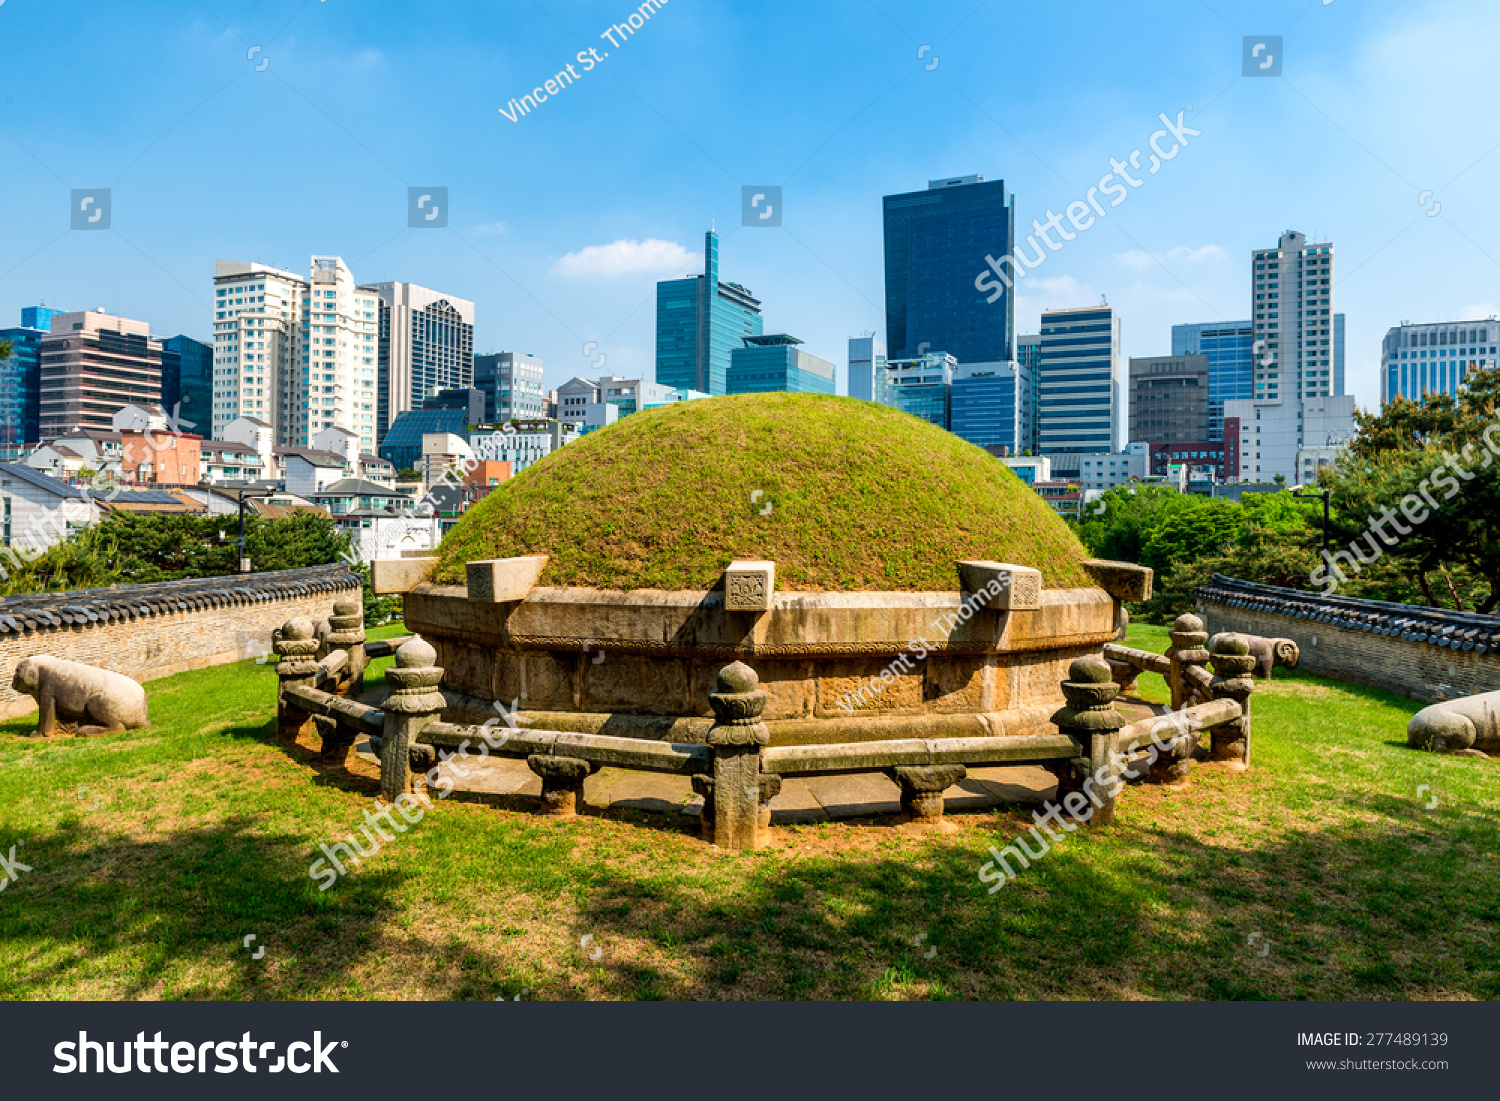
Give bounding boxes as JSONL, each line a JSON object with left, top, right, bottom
{"left": 236, "top": 489, "right": 275, "bottom": 574}
{"left": 1289, "top": 484, "right": 1331, "bottom": 554}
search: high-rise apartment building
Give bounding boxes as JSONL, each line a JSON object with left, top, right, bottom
{"left": 39, "top": 310, "right": 162, "bottom": 438}
{"left": 1252, "top": 230, "right": 1335, "bottom": 402}
{"left": 1037, "top": 305, "right": 1120, "bottom": 454}
{"left": 1229, "top": 230, "right": 1351, "bottom": 481}
{"left": 882, "top": 175, "right": 1014, "bottom": 363}
{"left": 950, "top": 360, "right": 1031, "bottom": 453}
{"left": 847, "top": 335, "right": 887, "bottom": 403}
{"left": 1379, "top": 319, "right": 1499, "bottom": 406}
{"left": 362, "top": 281, "right": 475, "bottom": 444}
{"left": 1128, "top": 354, "right": 1209, "bottom": 444}
{"left": 213, "top": 257, "right": 381, "bottom": 454}
{"left": 474, "top": 352, "right": 545, "bottom": 423}
{"left": 727, "top": 335, "right": 836, "bottom": 395}
{"left": 655, "top": 229, "right": 763, "bottom": 396}
{"left": 161, "top": 334, "right": 213, "bottom": 432}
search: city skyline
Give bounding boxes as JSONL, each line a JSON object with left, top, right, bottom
{"left": 1, "top": 0, "right": 1498, "bottom": 419}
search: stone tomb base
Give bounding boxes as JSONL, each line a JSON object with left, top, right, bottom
{"left": 403, "top": 583, "right": 1124, "bottom": 746}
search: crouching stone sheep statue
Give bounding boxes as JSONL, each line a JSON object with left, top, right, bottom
{"left": 11, "top": 656, "right": 150, "bottom": 737}
{"left": 1407, "top": 690, "right": 1500, "bottom": 756}
{"left": 1209, "top": 632, "right": 1299, "bottom": 680}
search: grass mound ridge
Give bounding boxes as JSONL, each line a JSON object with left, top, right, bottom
{"left": 434, "top": 393, "right": 1093, "bottom": 592}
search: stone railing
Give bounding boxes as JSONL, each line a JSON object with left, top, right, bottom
{"left": 273, "top": 614, "right": 1256, "bottom": 850}
{"left": 1103, "top": 612, "right": 1217, "bottom": 709}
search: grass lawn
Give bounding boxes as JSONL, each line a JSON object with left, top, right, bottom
{"left": 0, "top": 621, "right": 1495, "bottom": 1001}
{"left": 431, "top": 393, "right": 1095, "bottom": 592}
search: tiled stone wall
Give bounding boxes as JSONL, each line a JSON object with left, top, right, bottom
{"left": 0, "top": 566, "right": 359, "bottom": 719}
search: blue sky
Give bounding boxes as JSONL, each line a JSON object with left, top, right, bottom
{"left": 1, "top": 0, "right": 1496, "bottom": 412}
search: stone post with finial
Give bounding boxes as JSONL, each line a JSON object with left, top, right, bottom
{"left": 325, "top": 598, "right": 367, "bottom": 696}
{"left": 1051, "top": 654, "right": 1127, "bottom": 825}
{"left": 706, "top": 661, "right": 770, "bottom": 850}
{"left": 1208, "top": 634, "right": 1257, "bottom": 768}
{"left": 1167, "top": 613, "right": 1211, "bottom": 710}
{"left": 380, "top": 636, "right": 446, "bottom": 803}
{"left": 274, "top": 616, "right": 321, "bottom": 745}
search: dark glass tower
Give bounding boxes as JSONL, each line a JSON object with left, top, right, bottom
{"left": 883, "top": 176, "right": 1014, "bottom": 363}
{"left": 161, "top": 334, "right": 213, "bottom": 433}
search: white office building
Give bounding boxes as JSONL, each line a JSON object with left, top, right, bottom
{"left": 847, "top": 334, "right": 888, "bottom": 403}
{"left": 1379, "top": 318, "right": 1499, "bottom": 406}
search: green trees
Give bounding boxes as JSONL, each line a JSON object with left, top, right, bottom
{"left": 0, "top": 510, "right": 355, "bottom": 598}
{"left": 1317, "top": 368, "right": 1500, "bottom": 612}
{"left": 1073, "top": 366, "right": 1500, "bottom": 617}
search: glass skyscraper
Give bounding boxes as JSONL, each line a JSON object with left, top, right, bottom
{"left": 950, "top": 360, "right": 1030, "bottom": 452}
{"left": 1037, "top": 306, "right": 1120, "bottom": 454}
{"left": 882, "top": 175, "right": 1014, "bottom": 364}
{"left": 161, "top": 334, "right": 213, "bottom": 432}
{"left": 1380, "top": 320, "right": 1498, "bottom": 405}
{"left": 0, "top": 307, "right": 58, "bottom": 453}
{"left": 727, "top": 335, "right": 836, "bottom": 395}
{"left": 655, "top": 229, "right": 763, "bottom": 396}
{"left": 1171, "top": 321, "right": 1253, "bottom": 442}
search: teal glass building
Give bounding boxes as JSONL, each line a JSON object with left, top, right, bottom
{"left": 885, "top": 352, "right": 955, "bottom": 428}
{"left": 0, "top": 307, "right": 61, "bottom": 453}
{"left": 655, "top": 230, "right": 762, "bottom": 396}
{"left": 727, "top": 335, "right": 835, "bottom": 395}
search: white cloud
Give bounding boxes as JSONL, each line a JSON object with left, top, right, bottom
{"left": 1461, "top": 303, "right": 1500, "bottom": 320}
{"left": 1116, "top": 245, "right": 1226, "bottom": 270}
{"left": 472, "top": 221, "right": 508, "bottom": 236}
{"left": 551, "top": 238, "right": 696, "bottom": 278}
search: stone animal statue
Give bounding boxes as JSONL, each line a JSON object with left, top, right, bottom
{"left": 1407, "top": 691, "right": 1500, "bottom": 756}
{"left": 1209, "top": 632, "right": 1299, "bottom": 679}
{"left": 11, "top": 656, "right": 150, "bottom": 737}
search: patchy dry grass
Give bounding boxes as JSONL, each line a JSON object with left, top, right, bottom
{"left": 0, "top": 622, "right": 1495, "bottom": 1001}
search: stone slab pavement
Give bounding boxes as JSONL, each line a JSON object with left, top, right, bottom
{"left": 355, "top": 741, "right": 1057, "bottom": 823}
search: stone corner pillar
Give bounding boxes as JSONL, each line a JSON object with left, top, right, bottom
{"left": 1209, "top": 635, "right": 1257, "bottom": 769}
{"left": 705, "top": 661, "right": 770, "bottom": 850}
{"left": 274, "top": 616, "right": 321, "bottom": 745}
{"left": 1167, "top": 613, "right": 1210, "bottom": 710}
{"left": 1050, "top": 654, "right": 1126, "bottom": 825}
{"left": 380, "top": 636, "right": 446, "bottom": 802}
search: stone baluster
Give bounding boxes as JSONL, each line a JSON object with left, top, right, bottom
{"left": 705, "top": 661, "right": 770, "bottom": 850}
{"left": 527, "top": 756, "right": 594, "bottom": 816}
{"left": 1051, "top": 655, "right": 1126, "bottom": 825}
{"left": 380, "top": 637, "right": 446, "bottom": 803}
{"left": 1104, "top": 656, "right": 1142, "bottom": 696}
{"left": 888, "top": 765, "right": 966, "bottom": 825}
{"left": 1146, "top": 711, "right": 1198, "bottom": 786}
{"left": 325, "top": 599, "right": 367, "bottom": 697}
{"left": 1208, "top": 635, "right": 1257, "bottom": 769}
{"left": 1167, "top": 614, "right": 1210, "bottom": 710}
{"left": 274, "top": 617, "right": 321, "bottom": 745}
